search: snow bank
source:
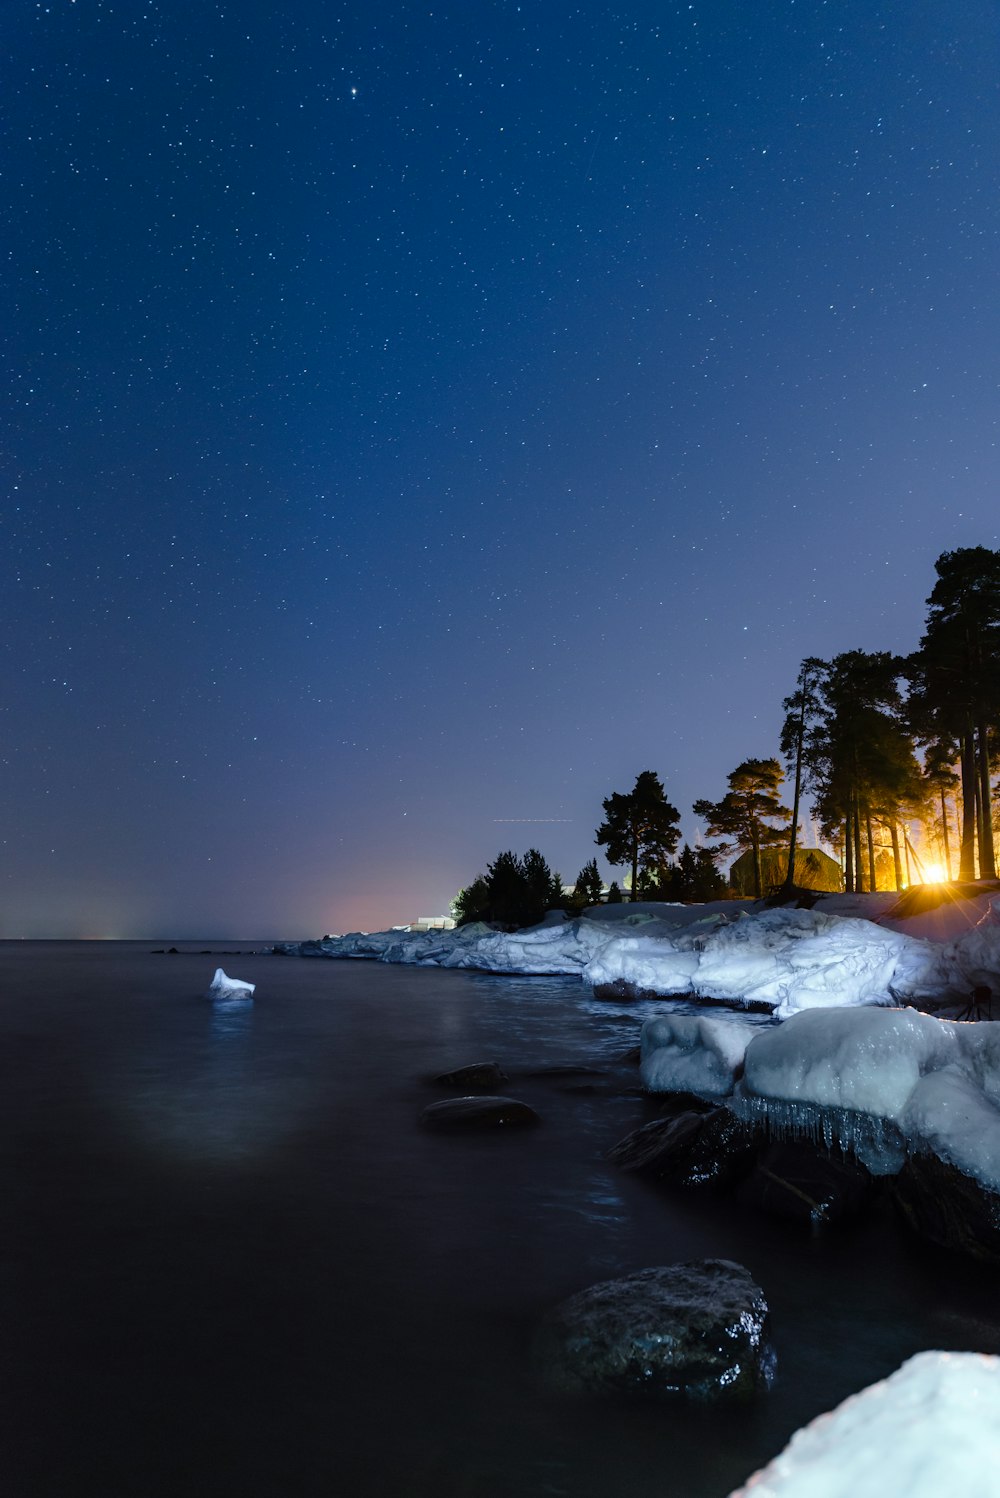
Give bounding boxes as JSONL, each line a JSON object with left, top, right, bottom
{"left": 729, "top": 1351, "right": 1000, "bottom": 1497}
{"left": 284, "top": 895, "right": 1000, "bottom": 1017}
{"left": 583, "top": 907, "right": 941, "bottom": 1019}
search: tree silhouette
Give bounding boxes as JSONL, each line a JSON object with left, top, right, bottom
{"left": 595, "top": 771, "right": 681, "bottom": 900}
{"left": 908, "top": 547, "right": 1000, "bottom": 880}
{"left": 779, "top": 657, "right": 824, "bottom": 892}
{"left": 694, "top": 758, "right": 791, "bottom": 898}
{"left": 571, "top": 857, "right": 604, "bottom": 910}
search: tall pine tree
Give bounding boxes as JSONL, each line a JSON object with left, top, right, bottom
{"left": 595, "top": 771, "right": 681, "bottom": 900}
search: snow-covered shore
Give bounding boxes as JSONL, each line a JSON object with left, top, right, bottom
{"left": 280, "top": 887, "right": 1000, "bottom": 1019}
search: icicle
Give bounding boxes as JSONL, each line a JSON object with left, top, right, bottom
{"left": 729, "top": 1088, "right": 906, "bottom": 1175}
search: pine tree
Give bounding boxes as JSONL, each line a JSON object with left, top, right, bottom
{"left": 908, "top": 548, "right": 1000, "bottom": 880}
{"left": 779, "top": 657, "right": 824, "bottom": 892}
{"left": 595, "top": 771, "right": 682, "bottom": 900}
{"left": 572, "top": 857, "right": 604, "bottom": 909}
{"left": 694, "top": 758, "right": 791, "bottom": 898}
{"left": 808, "top": 652, "right": 921, "bottom": 892}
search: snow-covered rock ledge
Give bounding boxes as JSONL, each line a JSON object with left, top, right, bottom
{"left": 277, "top": 893, "right": 1000, "bottom": 1019}
{"left": 641, "top": 1006, "right": 1000, "bottom": 1187}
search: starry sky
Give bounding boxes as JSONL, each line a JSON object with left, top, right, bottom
{"left": 4, "top": 0, "right": 1000, "bottom": 938}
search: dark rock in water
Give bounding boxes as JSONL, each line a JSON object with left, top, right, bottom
{"left": 534, "top": 1260, "right": 773, "bottom": 1400}
{"left": 607, "top": 1106, "right": 760, "bottom": 1188}
{"left": 591, "top": 978, "right": 660, "bottom": 1003}
{"left": 736, "top": 1141, "right": 875, "bottom": 1229}
{"left": 892, "top": 1154, "right": 1000, "bottom": 1263}
{"left": 432, "top": 1061, "right": 509, "bottom": 1090}
{"left": 420, "top": 1096, "right": 539, "bottom": 1130}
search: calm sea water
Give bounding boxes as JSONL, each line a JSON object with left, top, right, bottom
{"left": 3, "top": 940, "right": 1000, "bottom": 1498}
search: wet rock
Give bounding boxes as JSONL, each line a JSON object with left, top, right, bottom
{"left": 534, "top": 1260, "right": 773, "bottom": 1400}
{"left": 892, "top": 1153, "right": 1000, "bottom": 1263}
{"left": 420, "top": 1096, "right": 540, "bottom": 1130}
{"left": 736, "top": 1141, "right": 875, "bottom": 1229}
{"left": 432, "top": 1061, "right": 509, "bottom": 1090}
{"left": 607, "top": 1106, "right": 760, "bottom": 1188}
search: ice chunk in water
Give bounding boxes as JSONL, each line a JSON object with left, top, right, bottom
{"left": 206, "top": 968, "right": 255, "bottom": 999}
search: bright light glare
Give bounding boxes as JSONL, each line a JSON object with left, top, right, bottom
{"left": 921, "top": 863, "right": 949, "bottom": 884}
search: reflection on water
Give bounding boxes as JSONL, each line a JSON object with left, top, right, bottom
{"left": 2, "top": 942, "right": 1000, "bottom": 1498}
{"left": 208, "top": 993, "right": 255, "bottom": 1042}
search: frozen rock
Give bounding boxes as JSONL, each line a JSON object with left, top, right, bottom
{"left": 206, "top": 968, "right": 255, "bottom": 1000}
{"left": 738, "top": 1007, "right": 957, "bottom": 1121}
{"left": 729, "top": 1351, "right": 1000, "bottom": 1497}
{"left": 535, "top": 1260, "right": 773, "bottom": 1400}
{"left": 640, "top": 1013, "right": 760, "bottom": 1098}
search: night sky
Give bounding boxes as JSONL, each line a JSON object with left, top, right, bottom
{"left": 5, "top": 1, "right": 1000, "bottom": 938}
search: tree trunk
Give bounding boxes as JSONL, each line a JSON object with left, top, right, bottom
{"left": 889, "top": 822, "right": 903, "bottom": 891}
{"left": 783, "top": 691, "right": 808, "bottom": 891}
{"left": 853, "top": 793, "right": 864, "bottom": 892}
{"left": 844, "top": 811, "right": 854, "bottom": 894}
{"left": 960, "top": 728, "right": 977, "bottom": 880}
{"left": 940, "top": 788, "right": 952, "bottom": 878}
{"left": 631, "top": 837, "right": 639, "bottom": 902}
{"left": 977, "top": 721, "right": 996, "bottom": 879}
{"left": 865, "top": 811, "right": 877, "bottom": 893}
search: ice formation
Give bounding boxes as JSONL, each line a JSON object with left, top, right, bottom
{"left": 206, "top": 968, "right": 255, "bottom": 999}
{"left": 640, "top": 1013, "right": 761, "bottom": 1098}
{"left": 728, "top": 1351, "right": 1000, "bottom": 1497}
{"left": 642, "top": 1004, "right": 1000, "bottom": 1187}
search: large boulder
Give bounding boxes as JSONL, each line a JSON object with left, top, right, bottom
{"left": 607, "top": 1107, "right": 760, "bottom": 1188}
{"left": 534, "top": 1260, "right": 773, "bottom": 1400}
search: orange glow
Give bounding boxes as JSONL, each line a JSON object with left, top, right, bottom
{"left": 921, "top": 862, "right": 950, "bottom": 884}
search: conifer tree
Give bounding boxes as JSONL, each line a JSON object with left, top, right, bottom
{"left": 595, "top": 771, "right": 681, "bottom": 900}
{"left": 808, "top": 651, "right": 921, "bottom": 892}
{"left": 572, "top": 858, "right": 604, "bottom": 909}
{"left": 908, "top": 547, "right": 1000, "bottom": 880}
{"left": 694, "top": 758, "right": 791, "bottom": 898}
{"left": 779, "top": 657, "right": 824, "bottom": 892}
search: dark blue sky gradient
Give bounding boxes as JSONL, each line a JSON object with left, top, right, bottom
{"left": 5, "top": 0, "right": 1000, "bottom": 936}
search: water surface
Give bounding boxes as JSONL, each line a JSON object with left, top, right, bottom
{"left": 3, "top": 941, "right": 998, "bottom": 1497}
